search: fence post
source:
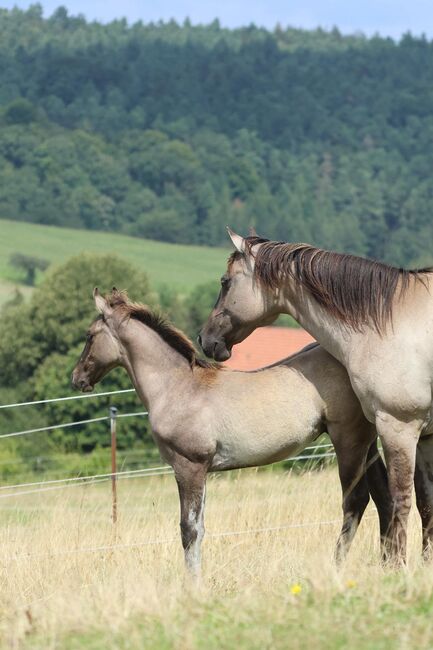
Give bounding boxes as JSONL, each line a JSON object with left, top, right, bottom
{"left": 110, "top": 406, "right": 118, "bottom": 524}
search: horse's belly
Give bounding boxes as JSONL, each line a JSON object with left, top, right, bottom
{"left": 210, "top": 425, "right": 319, "bottom": 471}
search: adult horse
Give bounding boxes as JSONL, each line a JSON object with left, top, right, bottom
{"left": 199, "top": 230, "right": 433, "bottom": 563}
{"left": 72, "top": 289, "right": 391, "bottom": 576}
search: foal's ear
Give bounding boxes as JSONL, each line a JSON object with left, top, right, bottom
{"left": 93, "top": 287, "right": 112, "bottom": 316}
{"left": 227, "top": 227, "right": 246, "bottom": 254}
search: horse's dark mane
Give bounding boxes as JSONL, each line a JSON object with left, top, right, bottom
{"left": 235, "top": 236, "right": 432, "bottom": 333}
{"left": 107, "top": 291, "right": 218, "bottom": 369}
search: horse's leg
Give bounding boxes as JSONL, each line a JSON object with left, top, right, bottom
{"left": 375, "top": 413, "right": 421, "bottom": 564}
{"left": 364, "top": 439, "right": 393, "bottom": 561}
{"left": 174, "top": 457, "right": 207, "bottom": 579}
{"left": 332, "top": 438, "right": 371, "bottom": 564}
{"left": 414, "top": 436, "right": 433, "bottom": 559}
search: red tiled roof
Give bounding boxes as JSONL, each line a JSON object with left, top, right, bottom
{"left": 223, "top": 327, "right": 315, "bottom": 371}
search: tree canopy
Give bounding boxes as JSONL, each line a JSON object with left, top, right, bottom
{"left": 0, "top": 7, "right": 432, "bottom": 266}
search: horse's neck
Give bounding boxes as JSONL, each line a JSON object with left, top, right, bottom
{"left": 119, "top": 322, "right": 195, "bottom": 412}
{"left": 279, "top": 283, "right": 351, "bottom": 364}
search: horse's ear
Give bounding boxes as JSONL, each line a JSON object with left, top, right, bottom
{"left": 93, "top": 287, "right": 112, "bottom": 316}
{"left": 227, "top": 227, "right": 245, "bottom": 254}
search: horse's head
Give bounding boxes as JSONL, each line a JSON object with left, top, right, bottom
{"left": 71, "top": 288, "right": 122, "bottom": 392}
{"left": 198, "top": 229, "right": 279, "bottom": 361}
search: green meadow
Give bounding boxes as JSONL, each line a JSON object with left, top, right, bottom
{"left": 0, "top": 219, "right": 228, "bottom": 307}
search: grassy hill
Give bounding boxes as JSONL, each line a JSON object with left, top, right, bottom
{"left": 0, "top": 219, "right": 228, "bottom": 307}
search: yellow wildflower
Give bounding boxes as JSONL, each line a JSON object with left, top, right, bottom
{"left": 346, "top": 580, "right": 357, "bottom": 589}
{"left": 290, "top": 583, "right": 302, "bottom": 595}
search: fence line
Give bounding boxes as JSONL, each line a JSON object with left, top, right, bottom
{"left": 0, "top": 416, "right": 109, "bottom": 440}
{"left": 0, "top": 476, "right": 111, "bottom": 499}
{"left": 0, "top": 388, "right": 136, "bottom": 410}
{"left": 0, "top": 446, "right": 335, "bottom": 491}
{"left": 291, "top": 452, "right": 335, "bottom": 462}
{"left": 0, "top": 442, "right": 335, "bottom": 470}
{"left": 6, "top": 513, "right": 377, "bottom": 563}
{"left": 0, "top": 465, "right": 171, "bottom": 492}
{"left": 304, "top": 443, "right": 333, "bottom": 451}
{"left": 0, "top": 449, "right": 157, "bottom": 466}
{"left": 0, "top": 444, "right": 334, "bottom": 473}
{"left": 0, "top": 449, "right": 336, "bottom": 499}
{"left": 117, "top": 411, "right": 148, "bottom": 419}
{"left": 0, "top": 467, "right": 174, "bottom": 499}
{"left": 0, "top": 411, "right": 148, "bottom": 439}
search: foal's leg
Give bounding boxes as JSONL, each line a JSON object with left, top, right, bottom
{"left": 333, "top": 438, "right": 371, "bottom": 564}
{"left": 376, "top": 413, "right": 421, "bottom": 564}
{"left": 414, "top": 436, "right": 433, "bottom": 559}
{"left": 174, "top": 457, "right": 208, "bottom": 579}
{"left": 364, "top": 440, "right": 393, "bottom": 560}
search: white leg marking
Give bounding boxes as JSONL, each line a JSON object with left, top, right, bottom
{"left": 185, "top": 486, "right": 206, "bottom": 578}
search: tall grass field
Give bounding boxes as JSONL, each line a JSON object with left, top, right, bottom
{"left": 0, "top": 466, "right": 431, "bottom": 649}
{"left": 0, "top": 219, "right": 228, "bottom": 307}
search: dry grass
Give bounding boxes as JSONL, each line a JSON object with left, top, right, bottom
{"left": 0, "top": 466, "right": 431, "bottom": 649}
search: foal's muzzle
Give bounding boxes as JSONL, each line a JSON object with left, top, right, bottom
{"left": 71, "top": 372, "right": 94, "bottom": 393}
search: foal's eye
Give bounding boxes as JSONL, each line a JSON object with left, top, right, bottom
{"left": 221, "top": 276, "right": 230, "bottom": 287}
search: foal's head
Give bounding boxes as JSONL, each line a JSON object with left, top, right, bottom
{"left": 71, "top": 288, "right": 123, "bottom": 392}
{"left": 73, "top": 288, "right": 214, "bottom": 392}
{"left": 199, "top": 229, "right": 278, "bottom": 361}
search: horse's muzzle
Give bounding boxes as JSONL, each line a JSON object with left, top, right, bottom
{"left": 198, "top": 333, "right": 232, "bottom": 362}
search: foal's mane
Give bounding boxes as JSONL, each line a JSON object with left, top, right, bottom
{"left": 107, "top": 291, "right": 217, "bottom": 369}
{"left": 230, "top": 236, "right": 432, "bottom": 333}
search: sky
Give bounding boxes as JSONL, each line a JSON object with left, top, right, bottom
{"left": 2, "top": 0, "right": 433, "bottom": 39}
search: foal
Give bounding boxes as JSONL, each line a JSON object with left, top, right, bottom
{"left": 72, "top": 289, "right": 391, "bottom": 576}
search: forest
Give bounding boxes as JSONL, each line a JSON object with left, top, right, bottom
{"left": 0, "top": 6, "right": 432, "bottom": 266}
{"left": 1, "top": 6, "right": 433, "bottom": 469}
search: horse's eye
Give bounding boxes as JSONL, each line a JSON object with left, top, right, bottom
{"left": 221, "top": 276, "right": 230, "bottom": 287}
